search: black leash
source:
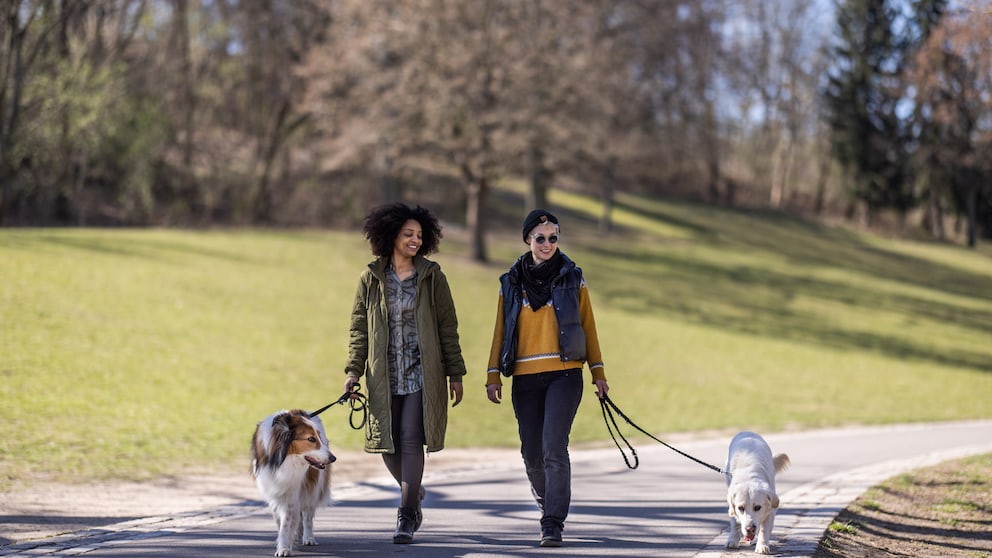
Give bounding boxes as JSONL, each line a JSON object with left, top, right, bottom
{"left": 599, "top": 394, "right": 725, "bottom": 475}
{"left": 309, "top": 385, "right": 368, "bottom": 430}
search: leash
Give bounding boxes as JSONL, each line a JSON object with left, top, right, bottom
{"left": 309, "top": 385, "right": 368, "bottom": 430}
{"left": 599, "top": 394, "right": 725, "bottom": 475}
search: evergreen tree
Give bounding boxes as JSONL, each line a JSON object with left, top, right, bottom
{"left": 823, "top": 0, "right": 946, "bottom": 224}
{"left": 824, "top": 0, "right": 911, "bottom": 223}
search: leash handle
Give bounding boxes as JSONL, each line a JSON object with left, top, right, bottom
{"left": 346, "top": 389, "right": 368, "bottom": 430}
{"left": 600, "top": 397, "right": 639, "bottom": 469}
{"left": 309, "top": 385, "right": 368, "bottom": 430}
{"left": 600, "top": 394, "right": 725, "bottom": 475}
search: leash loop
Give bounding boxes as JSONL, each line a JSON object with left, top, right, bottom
{"left": 600, "top": 394, "right": 639, "bottom": 469}
{"left": 599, "top": 394, "right": 724, "bottom": 475}
{"left": 309, "top": 384, "right": 368, "bottom": 430}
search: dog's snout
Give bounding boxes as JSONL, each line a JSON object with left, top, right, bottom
{"left": 328, "top": 452, "right": 337, "bottom": 464}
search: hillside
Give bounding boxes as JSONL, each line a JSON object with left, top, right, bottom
{"left": 2, "top": 190, "right": 991, "bottom": 491}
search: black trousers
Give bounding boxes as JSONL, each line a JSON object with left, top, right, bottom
{"left": 511, "top": 369, "right": 583, "bottom": 530}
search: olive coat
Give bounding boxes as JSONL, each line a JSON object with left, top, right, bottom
{"left": 344, "top": 255, "right": 466, "bottom": 453}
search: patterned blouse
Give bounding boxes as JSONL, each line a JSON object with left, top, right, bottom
{"left": 386, "top": 267, "right": 424, "bottom": 395}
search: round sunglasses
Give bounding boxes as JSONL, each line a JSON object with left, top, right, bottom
{"left": 530, "top": 234, "right": 559, "bottom": 245}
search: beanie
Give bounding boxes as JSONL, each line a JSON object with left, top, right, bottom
{"left": 521, "top": 209, "right": 559, "bottom": 242}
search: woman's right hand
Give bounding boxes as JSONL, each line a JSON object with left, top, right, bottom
{"left": 486, "top": 383, "right": 502, "bottom": 404}
{"left": 344, "top": 376, "right": 360, "bottom": 398}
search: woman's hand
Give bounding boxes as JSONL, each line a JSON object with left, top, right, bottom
{"left": 594, "top": 379, "right": 609, "bottom": 399}
{"left": 486, "top": 383, "right": 502, "bottom": 404}
{"left": 449, "top": 381, "right": 464, "bottom": 407}
{"left": 344, "top": 375, "right": 360, "bottom": 398}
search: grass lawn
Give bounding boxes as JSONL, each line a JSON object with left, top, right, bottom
{"left": 2, "top": 191, "right": 991, "bottom": 491}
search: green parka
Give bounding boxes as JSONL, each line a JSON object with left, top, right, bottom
{"left": 345, "top": 255, "right": 466, "bottom": 454}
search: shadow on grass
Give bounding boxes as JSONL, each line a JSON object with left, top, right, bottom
{"left": 2, "top": 230, "right": 255, "bottom": 264}
{"left": 4, "top": 195, "right": 990, "bottom": 374}
{"left": 580, "top": 196, "right": 992, "bottom": 373}
{"left": 1, "top": 228, "right": 332, "bottom": 266}
{"left": 819, "top": 504, "right": 992, "bottom": 558}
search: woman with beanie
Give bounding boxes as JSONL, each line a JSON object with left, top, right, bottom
{"left": 485, "top": 209, "right": 609, "bottom": 547}
{"left": 344, "top": 203, "right": 467, "bottom": 544}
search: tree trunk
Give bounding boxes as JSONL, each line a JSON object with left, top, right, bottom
{"left": 927, "top": 182, "right": 945, "bottom": 240}
{"left": 966, "top": 183, "right": 977, "bottom": 248}
{"left": 813, "top": 146, "right": 831, "bottom": 215}
{"left": 771, "top": 139, "right": 794, "bottom": 209}
{"left": 600, "top": 156, "right": 617, "bottom": 235}
{"left": 526, "top": 143, "right": 549, "bottom": 211}
{"left": 465, "top": 174, "right": 488, "bottom": 263}
{"left": 377, "top": 152, "right": 396, "bottom": 203}
{"left": 0, "top": 4, "right": 28, "bottom": 224}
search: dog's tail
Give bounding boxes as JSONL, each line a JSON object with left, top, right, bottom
{"left": 773, "top": 453, "right": 791, "bottom": 474}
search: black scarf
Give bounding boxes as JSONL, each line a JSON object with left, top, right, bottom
{"left": 519, "top": 249, "right": 563, "bottom": 311}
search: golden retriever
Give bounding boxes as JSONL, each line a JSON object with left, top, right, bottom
{"left": 725, "top": 431, "right": 790, "bottom": 554}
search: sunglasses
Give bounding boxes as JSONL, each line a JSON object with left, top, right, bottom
{"left": 531, "top": 234, "right": 559, "bottom": 245}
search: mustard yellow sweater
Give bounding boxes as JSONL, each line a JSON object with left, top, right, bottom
{"left": 486, "top": 282, "right": 606, "bottom": 386}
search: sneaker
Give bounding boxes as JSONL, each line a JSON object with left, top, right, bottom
{"left": 540, "top": 524, "right": 563, "bottom": 547}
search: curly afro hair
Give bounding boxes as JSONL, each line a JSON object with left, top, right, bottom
{"left": 363, "top": 203, "right": 443, "bottom": 258}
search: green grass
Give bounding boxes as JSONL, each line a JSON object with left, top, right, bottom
{"left": 859, "top": 499, "right": 882, "bottom": 511}
{"left": 827, "top": 521, "right": 859, "bottom": 535}
{"left": 3, "top": 190, "right": 992, "bottom": 490}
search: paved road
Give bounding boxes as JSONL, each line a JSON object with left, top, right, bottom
{"left": 4, "top": 420, "right": 991, "bottom": 558}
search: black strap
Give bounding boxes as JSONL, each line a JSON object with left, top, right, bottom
{"left": 600, "top": 393, "right": 639, "bottom": 469}
{"left": 599, "top": 394, "right": 725, "bottom": 475}
{"left": 309, "top": 385, "right": 368, "bottom": 430}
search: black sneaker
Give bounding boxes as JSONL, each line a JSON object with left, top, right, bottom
{"left": 540, "top": 524, "right": 563, "bottom": 547}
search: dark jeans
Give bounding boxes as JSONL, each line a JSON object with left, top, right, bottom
{"left": 511, "top": 368, "right": 583, "bottom": 530}
{"left": 381, "top": 390, "right": 425, "bottom": 509}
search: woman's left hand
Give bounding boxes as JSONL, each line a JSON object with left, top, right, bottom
{"left": 594, "top": 379, "right": 609, "bottom": 399}
{"left": 449, "top": 381, "right": 463, "bottom": 407}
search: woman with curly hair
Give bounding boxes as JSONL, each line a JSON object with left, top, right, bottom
{"left": 343, "top": 202, "right": 466, "bottom": 544}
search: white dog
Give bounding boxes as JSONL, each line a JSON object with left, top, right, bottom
{"left": 724, "top": 431, "right": 790, "bottom": 554}
{"left": 251, "top": 409, "right": 335, "bottom": 557}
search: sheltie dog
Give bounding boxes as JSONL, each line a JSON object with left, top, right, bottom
{"left": 251, "top": 409, "right": 335, "bottom": 557}
{"left": 725, "top": 431, "right": 790, "bottom": 554}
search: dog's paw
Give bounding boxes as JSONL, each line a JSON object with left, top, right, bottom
{"left": 726, "top": 534, "right": 741, "bottom": 548}
{"left": 754, "top": 543, "right": 770, "bottom": 554}
{"left": 274, "top": 548, "right": 293, "bottom": 557}
{"left": 301, "top": 536, "right": 318, "bottom": 546}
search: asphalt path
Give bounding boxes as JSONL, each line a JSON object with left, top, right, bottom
{"left": 4, "top": 420, "right": 991, "bottom": 558}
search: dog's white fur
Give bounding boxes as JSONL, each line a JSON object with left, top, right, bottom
{"left": 251, "top": 409, "right": 334, "bottom": 557}
{"left": 725, "top": 431, "right": 790, "bottom": 554}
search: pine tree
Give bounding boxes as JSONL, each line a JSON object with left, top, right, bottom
{"left": 824, "top": 0, "right": 948, "bottom": 226}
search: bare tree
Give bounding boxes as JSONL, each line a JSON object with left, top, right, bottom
{"left": 910, "top": 0, "right": 992, "bottom": 246}
{"left": 316, "top": 1, "right": 540, "bottom": 261}
{"left": 722, "top": 0, "right": 831, "bottom": 209}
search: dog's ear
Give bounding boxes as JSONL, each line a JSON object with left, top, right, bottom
{"left": 727, "top": 493, "right": 736, "bottom": 516}
{"left": 270, "top": 413, "right": 295, "bottom": 467}
{"left": 250, "top": 423, "right": 264, "bottom": 477}
{"left": 770, "top": 494, "right": 780, "bottom": 509}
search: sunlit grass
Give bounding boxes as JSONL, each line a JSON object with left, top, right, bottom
{"left": 2, "top": 190, "right": 992, "bottom": 490}
{"left": 827, "top": 521, "right": 859, "bottom": 535}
